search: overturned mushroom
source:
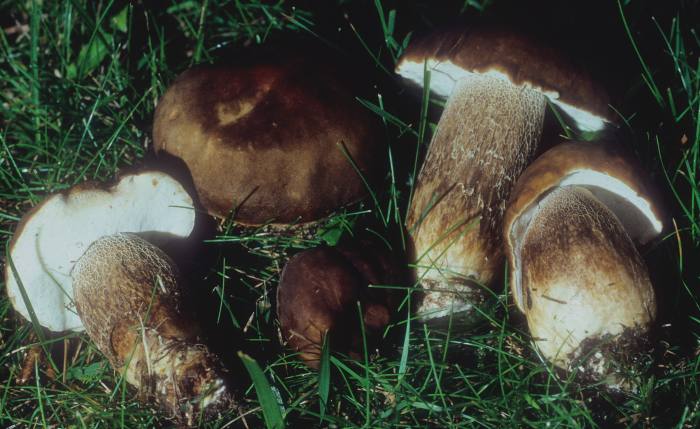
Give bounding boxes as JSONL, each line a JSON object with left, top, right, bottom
{"left": 5, "top": 171, "right": 195, "bottom": 332}
{"left": 153, "top": 53, "right": 384, "bottom": 232}
{"left": 503, "top": 141, "right": 663, "bottom": 387}
{"left": 396, "top": 26, "right": 613, "bottom": 320}
{"left": 72, "top": 233, "right": 233, "bottom": 424}
{"left": 277, "top": 241, "right": 403, "bottom": 368}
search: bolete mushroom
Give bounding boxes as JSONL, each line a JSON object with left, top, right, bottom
{"left": 277, "top": 240, "right": 402, "bottom": 368}
{"left": 503, "top": 141, "right": 663, "bottom": 386}
{"left": 153, "top": 54, "right": 384, "bottom": 231}
{"left": 395, "top": 26, "right": 613, "bottom": 320}
{"left": 5, "top": 171, "right": 196, "bottom": 332}
{"left": 72, "top": 233, "right": 233, "bottom": 424}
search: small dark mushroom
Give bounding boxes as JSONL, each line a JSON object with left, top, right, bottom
{"left": 276, "top": 242, "right": 403, "bottom": 368}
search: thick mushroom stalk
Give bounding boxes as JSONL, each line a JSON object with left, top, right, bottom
{"left": 397, "top": 27, "right": 612, "bottom": 321}
{"left": 72, "top": 234, "right": 233, "bottom": 424}
{"left": 407, "top": 74, "right": 546, "bottom": 319}
{"left": 503, "top": 141, "right": 663, "bottom": 389}
{"left": 519, "top": 186, "right": 655, "bottom": 384}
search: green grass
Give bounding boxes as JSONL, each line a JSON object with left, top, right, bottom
{"left": 1, "top": 0, "right": 699, "bottom": 427}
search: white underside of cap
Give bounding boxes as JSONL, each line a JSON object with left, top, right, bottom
{"left": 6, "top": 172, "right": 195, "bottom": 332}
{"left": 559, "top": 170, "right": 663, "bottom": 241}
{"left": 396, "top": 59, "right": 608, "bottom": 132}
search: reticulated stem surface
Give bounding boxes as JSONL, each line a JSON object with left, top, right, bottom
{"left": 408, "top": 74, "right": 546, "bottom": 319}
{"left": 519, "top": 186, "right": 655, "bottom": 379}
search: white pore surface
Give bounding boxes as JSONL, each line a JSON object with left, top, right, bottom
{"left": 559, "top": 170, "right": 663, "bottom": 242}
{"left": 396, "top": 59, "right": 608, "bottom": 132}
{"left": 6, "top": 172, "right": 195, "bottom": 332}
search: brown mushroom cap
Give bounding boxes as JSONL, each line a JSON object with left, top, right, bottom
{"left": 396, "top": 26, "right": 613, "bottom": 131}
{"left": 504, "top": 141, "right": 663, "bottom": 313}
{"left": 153, "top": 55, "right": 385, "bottom": 223}
{"left": 276, "top": 242, "right": 402, "bottom": 368}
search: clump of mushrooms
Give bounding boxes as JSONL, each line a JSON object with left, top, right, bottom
{"left": 277, "top": 239, "right": 403, "bottom": 368}
{"left": 503, "top": 141, "right": 663, "bottom": 387}
{"left": 153, "top": 54, "right": 385, "bottom": 235}
{"left": 395, "top": 26, "right": 613, "bottom": 320}
{"left": 5, "top": 172, "right": 234, "bottom": 422}
{"left": 5, "top": 49, "right": 391, "bottom": 421}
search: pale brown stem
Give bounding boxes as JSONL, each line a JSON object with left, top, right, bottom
{"left": 407, "top": 74, "right": 546, "bottom": 320}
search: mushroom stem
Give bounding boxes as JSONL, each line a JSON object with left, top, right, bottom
{"left": 519, "top": 186, "right": 655, "bottom": 384}
{"left": 72, "top": 233, "right": 234, "bottom": 424}
{"left": 122, "top": 333, "right": 231, "bottom": 425}
{"left": 408, "top": 74, "right": 546, "bottom": 320}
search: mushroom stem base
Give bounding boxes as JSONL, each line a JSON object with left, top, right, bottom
{"left": 122, "top": 331, "right": 234, "bottom": 425}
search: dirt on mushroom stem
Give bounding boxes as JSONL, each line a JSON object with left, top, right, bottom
{"left": 407, "top": 73, "right": 546, "bottom": 320}
{"left": 71, "top": 233, "right": 235, "bottom": 425}
{"left": 567, "top": 326, "right": 654, "bottom": 392}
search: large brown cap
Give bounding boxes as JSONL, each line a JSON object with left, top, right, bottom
{"left": 154, "top": 55, "right": 385, "bottom": 223}
{"left": 503, "top": 141, "right": 664, "bottom": 312}
{"left": 396, "top": 26, "right": 613, "bottom": 131}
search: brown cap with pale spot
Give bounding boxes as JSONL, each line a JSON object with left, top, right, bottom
{"left": 396, "top": 26, "right": 614, "bottom": 131}
{"left": 503, "top": 141, "right": 664, "bottom": 312}
{"left": 153, "top": 56, "right": 384, "bottom": 223}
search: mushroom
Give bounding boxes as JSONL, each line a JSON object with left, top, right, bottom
{"left": 153, "top": 54, "right": 384, "bottom": 232}
{"left": 5, "top": 171, "right": 196, "bottom": 332}
{"left": 277, "top": 240, "right": 402, "bottom": 368}
{"left": 395, "top": 26, "right": 613, "bottom": 320}
{"left": 503, "top": 141, "right": 663, "bottom": 386}
{"left": 72, "top": 233, "right": 233, "bottom": 424}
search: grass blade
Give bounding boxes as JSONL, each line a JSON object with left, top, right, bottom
{"left": 238, "top": 352, "right": 285, "bottom": 429}
{"left": 318, "top": 333, "right": 331, "bottom": 421}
